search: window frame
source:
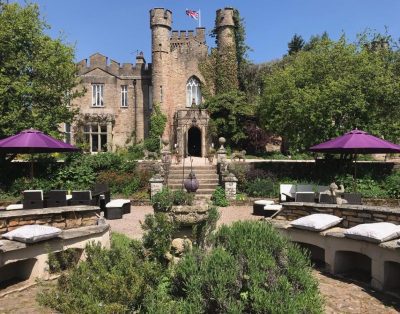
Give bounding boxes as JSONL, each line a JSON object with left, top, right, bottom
{"left": 91, "top": 84, "right": 104, "bottom": 107}
{"left": 186, "top": 77, "right": 201, "bottom": 107}
{"left": 82, "top": 123, "right": 108, "bottom": 153}
{"left": 121, "top": 85, "right": 128, "bottom": 108}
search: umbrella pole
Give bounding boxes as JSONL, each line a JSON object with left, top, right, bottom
{"left": 30, "top": 159, "right": 34, "bottom": 179}
{"left": 353, "top": 154, "right": 358, "bottom": 192}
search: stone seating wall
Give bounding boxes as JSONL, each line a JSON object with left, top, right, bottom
{"left": 0, "top": 205, "right": 99, "bottom": 235}
{"left": 276, "top": 202, "right": 400, "bottom": 228}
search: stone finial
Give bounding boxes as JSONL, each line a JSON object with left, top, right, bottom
{"left": 218, "top": 137, "right": 226, "bottom": 149}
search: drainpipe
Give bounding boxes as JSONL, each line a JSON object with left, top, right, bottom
{"left": 133, "top": 79, "right": 137, "bottom": 144}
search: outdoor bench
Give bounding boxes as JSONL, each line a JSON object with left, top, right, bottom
{"left": 270, "top": 220, "right": 400, "bottom": 294}
{"left": 0, "top": 224, "right": 110, "bottom": 296}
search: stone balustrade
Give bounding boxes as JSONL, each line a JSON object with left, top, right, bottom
{"left": 0, "top": 205, "right": 99, "bottom": 235}
{"left": 276, "top": 202, "right": 400, "bottom": 227}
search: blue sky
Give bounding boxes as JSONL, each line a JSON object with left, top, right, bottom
{"left": 14, "top": 0, "right": 400, "bottom": 64}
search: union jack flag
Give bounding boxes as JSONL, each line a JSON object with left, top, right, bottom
{"left": 186, "top": 9, "right": 199, "bottom": 20}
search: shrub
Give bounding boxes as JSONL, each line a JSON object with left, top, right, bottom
{"left": 96, "top": 170, "right": 140, "bottom": 196}
{"left": 245, "top": 178, "right": 275, "bottom": 197}
{"left": 127, "top": 142, "right": 145, "bottom": 160}
{"left": 9, "top": 177, "right": 57, "bottom": 196}
{"left": 172, "top": 190, "right": 194, "bottom": 206}
{"left": 141, "top": 213, "right": 175, "bottom": 263}
{"left": 152, "top": 189, "right": 194, "bottom": 211}
{"left": 151, "top": 188, "right": 174, "bottom": 212}
{"left": 38, "top": 237, "right": 163, "bottom": 313}
{"left": 386, "top": 171, "right": 400, "bottom": 199}
{"left": 228, "top": 162, "right": 250, "bottom": 190}
{"left": 146, "top": 221, "right": 323, "bottom": 313}
{"left": 211, "top": 186, "right": 229, "bottom": 207}
{"left": 245, "top": 168, "right": 276, "bottom": 182}
{"left": 193, "top": 206, "right": 220, "bottom": 248}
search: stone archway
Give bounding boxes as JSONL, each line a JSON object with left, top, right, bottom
{"left": 188, "top": 127, "right": 201, "bottom": 157}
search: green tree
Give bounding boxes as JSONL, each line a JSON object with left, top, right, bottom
{"left": 204, "top": 91, "right": 254, "bottom": 146}
{"left": 303, "top": 31, "right": 330, "bottom": 51}
{"left": 0, "top": 3, "right": 82, "bottom": 139}
{"left": 260, "top": 34, "right": 400, "bottom": 152}
{"left": 288, "top": 34, "right": 305, "bottom": 55}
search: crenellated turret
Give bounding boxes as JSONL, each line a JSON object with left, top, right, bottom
{"left": 216, "top": 7, "right": 236, "bottom": 51}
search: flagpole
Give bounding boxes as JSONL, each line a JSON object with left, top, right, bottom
{"left": 198, "top": 9, "right": 201, "bottom": 28}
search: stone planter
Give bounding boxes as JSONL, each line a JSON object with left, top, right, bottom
{"left": 168, "top": 203, "right": 209, "bottom": 226}
{"left": 153, "top": 203, "right": 209, "bottom": 239}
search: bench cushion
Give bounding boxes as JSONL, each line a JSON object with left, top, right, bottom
{"left": 2, "top": 225, "right": 62, "bottom": 243}
{"left": 6, "top": 204, "right": 23, "bottom": 210}
{"left": 290, "top": 214, "right": 342, "bottom": 231}
{"left": 264, "top": 204, "right": 282, "bottom": 210}
{"left": 254, "top": 200, "right": 274, "bottom": 205}
{"left": 344, "top": 222, "right": 400, "bottom": 243}
{"left": 106, "top": 199, "right": 131, "bottom": 208}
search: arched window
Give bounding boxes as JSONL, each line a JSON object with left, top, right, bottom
{"left": 186, "top": 77, "right": 201, "bottom": 107}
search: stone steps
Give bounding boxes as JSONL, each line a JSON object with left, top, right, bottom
{"left": 168, "top": 183, "right": 218, "bottom": 190}
{"left": 167, "top": 164, "right": 219, "bottom": 199}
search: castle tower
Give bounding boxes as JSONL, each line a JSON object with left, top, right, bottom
{"left": 215, "top": 7, "right": 238, "bottom": 93}
{"left": 216, "top": 7, "right": 236, "bottom": 51}
{"left": 150, "top": 8, "right": 172, "bottom": 137}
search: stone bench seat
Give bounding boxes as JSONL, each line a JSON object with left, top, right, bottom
{"left": 269, "top": 219, "right": 400, "bottom": 294}
{"left": 0, "top": 224, "right": 110, "bottom": 296}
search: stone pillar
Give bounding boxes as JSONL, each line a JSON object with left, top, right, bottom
{"left": 149, "top": 174, "right": 164, "bottom": 198}
{"left": 223, "top": 172, "right": 238, "bottom": 200}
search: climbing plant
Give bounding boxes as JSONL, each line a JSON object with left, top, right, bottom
{"left": 144, "top": 103, "right": 167, "bottom": 152}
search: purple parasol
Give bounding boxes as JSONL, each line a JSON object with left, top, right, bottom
{"left": 0, "top": 129, "right": 79, "bottom": 153}
{"left": 309, "top": 129, "right": 400, "bottom": 154}
{"left": 0, "top": 129, "right": 79, "bottom": 178}
{"left": 309, "top": 129, "right": 400, "bottom": 191}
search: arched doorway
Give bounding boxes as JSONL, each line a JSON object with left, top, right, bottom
{"left": 188, "top": 127, "right": 201, "bottom": 157}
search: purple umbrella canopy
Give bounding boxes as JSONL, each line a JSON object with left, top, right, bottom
{"left": 309, "top": 129, "right": 400, "bottom": 154}
{"left": 0, "top": 129, "right": 79, "bottom": 153}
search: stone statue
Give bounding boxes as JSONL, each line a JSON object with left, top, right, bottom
{"left": 231, "top": 150, "right": 246, "bottom": 162}
{"left": 164, "top": 237, "right": 193, "bottom": 264}
{"left": 143, "top": 149, "right": 158, "bottom": 160}
{"left": 322, "top": 182, "right": 347, "bottom": 205}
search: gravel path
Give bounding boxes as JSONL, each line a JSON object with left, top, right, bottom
{"left": 1, "top": 205, "right": 399, "bottom": 313}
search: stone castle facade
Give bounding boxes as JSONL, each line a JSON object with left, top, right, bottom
{"left": 67, "top": 7, "right": 236, "bottom": 157}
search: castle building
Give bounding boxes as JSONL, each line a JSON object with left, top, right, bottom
{"left": 68, "top": 7, "right": 236, "bottom": 157}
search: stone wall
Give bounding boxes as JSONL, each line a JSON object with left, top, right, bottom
{"left": 73, "top": 53, "right": 152, "bottom": 149}
{"left": 276, "top": 202, "right": 400, "bottom": 228}
{"left": 0, "top": 207, "right": 98, "bottom": 235}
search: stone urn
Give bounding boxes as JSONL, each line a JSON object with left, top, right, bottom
{"left": 184, "top": 171, "right": 199, "bottom": 193}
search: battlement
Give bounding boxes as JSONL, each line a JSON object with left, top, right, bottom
{"left": 150, "top": 8, "right": 172, "bottom": 29}
{"left": 170, "top": 28, "right": 206, "bottom": 46}
{"left": 77, "top": 53, "right": 150, "bottom": 77}
{"left": 216, "top": 7, "right": 235, "bottom": 28}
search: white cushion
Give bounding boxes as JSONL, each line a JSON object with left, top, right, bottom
{"left": 2, "top": 225, "right": 62, "bottom": 243}
{"left": 264, "top": 205, "right": 282, "bottom": 210}
{"left": 290, "top": 214, "right": 342, "bottom": 231}
{"left": 106, "top": 199, "right": 131, "bottom": 208}
{"left": 280, "top": 184, "right": 296, "bottom": 201}
{"left": 6, "top": 204, "right": 23, "bottom": 210}
{"left": 344, "top": 222, "right": 400, "bottom": 243}
{"left": 254, "top": 200, "right": 274, "bottom": 205}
